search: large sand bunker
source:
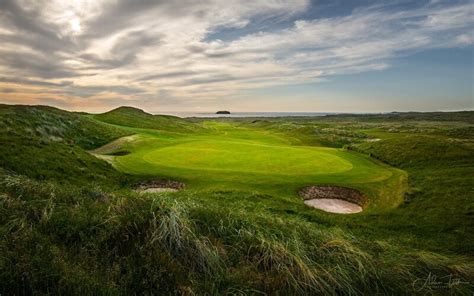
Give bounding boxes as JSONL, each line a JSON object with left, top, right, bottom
{"left": 299, "top": 185, "right": 367, "bottom": 214}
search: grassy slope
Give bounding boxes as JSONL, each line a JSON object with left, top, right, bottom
{"left": 1, "top": 106, "right": 473, "bottom": 295}
{"left": 6, "top": 174, "right": 471, "bottom": 295}
{"left": 0, "top": 104, "right": 133, "bottom": 186}
{"left": 353, "top": 132, "right": 474, "bottom": 254}
{"left": 93, "top": 106, "right": 204, "bottom": 133}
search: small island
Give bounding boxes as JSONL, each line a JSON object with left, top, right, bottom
{"left": 216, "top": 111, "right": 231, "bottom": 114}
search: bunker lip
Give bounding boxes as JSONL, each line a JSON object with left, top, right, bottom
{"left": 298, "top": 185, "right": 367, "bottom": 214}
{"left": 135, "top": 179, "right": 185, "bottom": 193}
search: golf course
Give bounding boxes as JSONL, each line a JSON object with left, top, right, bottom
{"left": 0, "top": 105, "right": 473, "bottom": 295}
{"left": 92, "top": 119, "right": 406, "bottom": 212}
{"left": 2, "top": 0, "right": 473, "bottom": 294}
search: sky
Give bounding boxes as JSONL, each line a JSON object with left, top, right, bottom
{"left": 0, "top": 0, "right": 473, "bottom": 113}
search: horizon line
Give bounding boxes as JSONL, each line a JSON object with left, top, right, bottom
{"left": 2, "top": 103, "right": 473, "bottom": 115}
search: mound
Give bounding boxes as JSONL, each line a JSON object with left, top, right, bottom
{"left": 94, "top": 106, "right": 203, "bottom": 133}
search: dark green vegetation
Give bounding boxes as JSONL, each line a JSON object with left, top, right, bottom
{"left": 1, "top": 104, "right": 473, "bottom": 295}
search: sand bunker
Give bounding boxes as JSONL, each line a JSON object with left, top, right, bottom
{"left": 136, "top": 180, "right": 185, "bottom": 194}
{"left": 304, "top": 199, "right": 362, "bottom": 214}
{"left": 299, "top": 185, "right": 367, "bottom": 214}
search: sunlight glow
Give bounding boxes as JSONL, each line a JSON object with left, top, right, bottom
{"left": 70, "top": 18, "right": 81, "bottom": 33}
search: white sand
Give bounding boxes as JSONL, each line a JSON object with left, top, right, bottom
{"left": 304, "top": 198, "right": 363, "bottom": 214}
{"left": 141, "top": 187, "right": 178, "bottom": 193}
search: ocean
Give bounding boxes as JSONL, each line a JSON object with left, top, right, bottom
{"left": 152, "top": 112, "right": 335, "bottom": 118}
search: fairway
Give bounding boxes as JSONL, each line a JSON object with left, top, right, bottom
{"left": 93, "top": 121, "right": 407, "bottom": 211}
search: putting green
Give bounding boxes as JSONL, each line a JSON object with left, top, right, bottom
{"left": 143, "top": 140, "right": 352, "bottom": 174}
{"left": 93, "top": 122, "right": 407, "bottom": 210}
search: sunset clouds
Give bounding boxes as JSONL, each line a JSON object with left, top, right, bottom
{"left": 0, "top": 0, "right": 472, "bottom": 112}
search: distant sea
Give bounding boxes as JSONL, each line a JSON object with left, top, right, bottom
{"left": 152, "top": 112, "right": 336, "bottom": 118}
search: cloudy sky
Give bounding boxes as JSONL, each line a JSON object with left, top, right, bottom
{"left": 0, "top": 0, "right": 472, "bottom": 113}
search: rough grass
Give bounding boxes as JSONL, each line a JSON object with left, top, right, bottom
{"left": 93, "top": 106, "right": 204, "bottom": 133}
{"left": 1, "top": 173, "right": 472, "bottom": 295}
{"left": 0, "top": 104, "right": 130, "bottom": 149}
{"left": 0, "top": 104, "right": 132, "bottom": 186}
{"left": 351, "top": 133, "right": 474, "bottom": 254}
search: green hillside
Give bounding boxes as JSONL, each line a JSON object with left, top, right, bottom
{"left": 0, "top": 104, "right": 131, "bottom": 186}
{"left": 352, "top": 133, "right": 474, "bottom": 253}
{"left": 93, "top": 106, "right": 203, "bottom": 133}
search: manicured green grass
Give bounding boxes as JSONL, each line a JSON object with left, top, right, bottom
{"left": 93, "top": 121, "right": 407, "bottom": 212}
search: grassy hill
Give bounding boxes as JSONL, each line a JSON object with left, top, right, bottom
{"left": 93, "top": 106, "right": 204, "bottom": 133}
{"left": 0, "top": 104, "right": 131, "bottom": 186}
{"left": 1, "top": 105, "right": 473, "bottom": 295}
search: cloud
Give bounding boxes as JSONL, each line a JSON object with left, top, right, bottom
{"left": 0, "top": 0, "right": 472, "bottom": 111}
{"left": 0, "top": 76, "right": 144, "bottom": 99}
{"left": 0, "top": 0, "right": 67, "bottom": 44}
{"left": 1, "top": 87, "right": 15, "bottom": 93}
{"left": 78, "top": 29, "right": 162, "bottom": 70}
{"left": 0, "top": 50, "right": 81, "bottom": 78}
{"left": 136, "top": 71, "right": 198, "bottom": 82}
{"left": 0, "top": 77, "right": 72, "bottom": 87}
